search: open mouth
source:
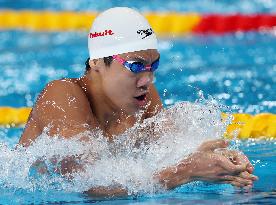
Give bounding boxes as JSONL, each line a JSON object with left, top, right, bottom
{"left": 134, "top": 94, "right": 147, "bottom": 102}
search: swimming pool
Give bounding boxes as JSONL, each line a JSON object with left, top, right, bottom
{"left": 0, "top": 1, "right": 276, "bottom": 204}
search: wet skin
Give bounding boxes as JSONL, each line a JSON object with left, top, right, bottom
{"left": 20, "top": 49, "right": 162, "bottom": 143}
{"left": 19, "top": 49, "right": 257, "bottom": 197}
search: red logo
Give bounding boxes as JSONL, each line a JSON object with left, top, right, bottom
{"left": 89, "top": 29, "right": 114, "bottom": 38}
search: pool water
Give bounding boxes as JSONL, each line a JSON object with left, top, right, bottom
{"left": 1, "top": 31, "right": 275, "bottom": 113}
{"left": 0, "top": 30, "right": 275, "bottom": 205}
{"left": 1, "top": 0, "right": 276, "bottom": 13}
{"left": 0, "top": 0, "right": 276, "bottom": 204}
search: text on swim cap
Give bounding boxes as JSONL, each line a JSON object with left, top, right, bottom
{"left": 89, "top": 30, "right": 114, "bottom": 38}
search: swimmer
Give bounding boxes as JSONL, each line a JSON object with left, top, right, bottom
{"left": 19, "top": 7, "right": 258, "bottom": 197}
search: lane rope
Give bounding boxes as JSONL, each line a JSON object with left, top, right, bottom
{"left": 0, "top": 107, "right": 275, "bottom": 139}
{"left": 222, "top": 113, "right": 276, "bottom": 139}
{"left": 0, "top": 10, "right": 276, "bottom": 34}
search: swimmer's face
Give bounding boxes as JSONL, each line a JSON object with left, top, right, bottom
{"left": 100, "top": 49, "right": 159, "bottom": 114}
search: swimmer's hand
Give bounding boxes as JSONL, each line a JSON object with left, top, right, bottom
{"left": 156, "top": 139, "right": 258, "bottom": 190}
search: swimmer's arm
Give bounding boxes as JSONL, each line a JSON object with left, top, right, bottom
{"left": 19, "top": 80, "right": 130, "bottom": 197}
{"left": 84, "top": 186, "right": 128, "bottom": 198}
{"left": 31, "top": 156, "right": 129, "bottom": 198}
{"left": 56, "top": 157, "right": 129, "bottom": 198}
{"left": 155, "top": 140, "right": 257, "bottom": 189}
{"left": 142, "top": 89, "right": 257, "bottom": 189}
{"left": 20, "top": 80, "right": 100, "bottom": 176}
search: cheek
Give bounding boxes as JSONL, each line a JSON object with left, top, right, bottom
{"left": 103, "top": 72, "right": 136, "bottom": 99}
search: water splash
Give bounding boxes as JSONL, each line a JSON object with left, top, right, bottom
{"left": 0, "top": 101, "right": 229, "bottom": 195}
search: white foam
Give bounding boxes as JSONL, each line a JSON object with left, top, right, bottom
{"left": 0, "top": 101, "right": 230, "bottom": 195}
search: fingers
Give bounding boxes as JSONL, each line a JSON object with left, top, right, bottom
{"left": 216, "top": 155, "right": 247, "bottom": 174}
{"left": 224, "top": 150, "right": 254, "bottom": 174}
{"left": 246, "top": 164, "right": 254, "bottom": 174}
{"left": 232, "top": 151, "right": 249, "bottom": 165}
{"left": 230, "top": 181, "right": 253, "bottom": 190}
{"left": 229, "top": 181, "right": 244, "bottom": 188}
{"left": 221, "top": 175, "right": 253, "bottom": 187}
{"left": 198, "top": 139, "right": 229, "bottom": 152}
{"left": 239, "top": 171, "right": 258, "bottom": 181}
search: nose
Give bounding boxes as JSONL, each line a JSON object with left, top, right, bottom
{"left": 136, "top": 72, "right": 153, "bottom": 89}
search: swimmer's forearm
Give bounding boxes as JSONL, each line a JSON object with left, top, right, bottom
{"left": 155, "top": 158, "right": 193, "bottom": 189}
{"left": 84, "top": 186, "right": 128, "bottom": 198}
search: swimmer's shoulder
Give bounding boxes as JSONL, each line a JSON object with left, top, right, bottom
{"left": 43, "top": 78, "right": 83, "bottom": 94}
{"left": 20, "top": 78, "right": 98, "bottom": 146}
{"left": 38, "top": 78, "right": 88, "bottom": 104}
{"left": 31, "top": 78, "right": 98, "bottom": 130}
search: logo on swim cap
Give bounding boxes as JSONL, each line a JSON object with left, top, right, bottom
{"left": 137, "top": 28, "right": 153, "bottom": 39}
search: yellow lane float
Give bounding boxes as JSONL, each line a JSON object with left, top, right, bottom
{"left": 1, "top": 10, "right": 276, "bottom": 35}
{"left": 0, "top": 107, "right": 275, "bottom": 139}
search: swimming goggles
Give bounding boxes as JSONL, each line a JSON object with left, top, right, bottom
{"left": 112, "top": 55, "right": 159, "bottom": 73}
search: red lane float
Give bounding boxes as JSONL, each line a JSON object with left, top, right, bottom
{"left": 193, "top": 14, "right": 276, "bottom": 34}
{"left": 0, "top": 10, "right": 276, "bottom": 35}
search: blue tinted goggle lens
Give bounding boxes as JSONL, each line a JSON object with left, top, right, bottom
{"left": 127, "top": 58, "right": 159, "bottom": 73}
{"left": 130, "top": 62, "right": 145, "bottom": 73}
{"left": 151, "top": 59, "right": 159, "bottom": 71}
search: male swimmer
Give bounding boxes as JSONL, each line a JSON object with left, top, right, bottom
{"left": 19, "top": 7, "right": 258, "bottom": 197}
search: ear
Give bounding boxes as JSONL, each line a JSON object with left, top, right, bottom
{"left": 89, "top": 59, "right": 100, "bottom": 72}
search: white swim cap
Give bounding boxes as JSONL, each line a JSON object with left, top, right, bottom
{"left": 88, "top": 7, "right": 158, "bottom": 59}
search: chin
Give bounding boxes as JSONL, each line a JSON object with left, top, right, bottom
{"left": 123, "top": 107, "right": 138, "bottom": 115}
{"left": 119, "top": 99, "right": 146, "bottom": 115}
{"left": 121, "top": 104, "right": 140, "bottom": 115}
